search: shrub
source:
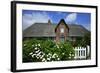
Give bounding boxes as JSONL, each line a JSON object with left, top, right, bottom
{"left": 72, "top": 32, "right": 91, "bottom": 47}
{"left": 23, "top": 38, "right": 75, "bottom": 62}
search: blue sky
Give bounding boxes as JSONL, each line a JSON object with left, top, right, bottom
{"left": 22, "top": 10, "right": 91, "bottom": 31}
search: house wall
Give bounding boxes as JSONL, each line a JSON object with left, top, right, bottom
{"left": 55, "top": 22, "right": 69, "bottom": 42}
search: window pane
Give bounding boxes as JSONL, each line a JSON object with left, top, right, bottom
{"left": 60, "top": 28, "right": 64, "bottom": 33}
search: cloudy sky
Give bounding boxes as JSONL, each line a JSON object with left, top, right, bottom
{"left": 22, "top": 10, "right": 91, "bottom": 31}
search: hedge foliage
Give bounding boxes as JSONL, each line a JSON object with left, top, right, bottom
{"left": 23, "top": 38, "right": 75, "bottom": 62}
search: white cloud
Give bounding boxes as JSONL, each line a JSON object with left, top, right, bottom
{"left": 65, "top": 13, "right": 77, "bottom": 24}
{"left": 22, "top": 12, "right": 50, "bottom": 30}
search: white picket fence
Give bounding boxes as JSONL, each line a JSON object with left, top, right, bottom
{"left": 74, "top": 46, "right": 90, "bottom": 59}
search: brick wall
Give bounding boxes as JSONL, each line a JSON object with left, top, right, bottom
{"left": 55, "top": 22, "right": 69, "bottom": 42}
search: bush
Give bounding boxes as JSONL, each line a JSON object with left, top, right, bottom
{"left": 23, "top": 38, "right": 75, "bottom": 62}
{"left": 72, "top": 32, "right": 91, "bottom": 47}
{"left": 81, "top": 32, "right": 91, "bottom": 46}
{"left": 58, "top": 42, "right": 75, "bottom": 60}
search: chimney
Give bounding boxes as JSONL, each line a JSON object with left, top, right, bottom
{"left": 48, "top": 19, "right": 52, "bottom": 25}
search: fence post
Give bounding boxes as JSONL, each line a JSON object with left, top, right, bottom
{"left": 87, "top": 45, "right": 90, "bottom": 59}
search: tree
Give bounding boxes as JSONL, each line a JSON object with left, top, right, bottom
{"left": 72, "top": 32, "right": 91, "bottom": 47}
{"left": 80, "top": 32, "right": 91, "bottom": 47}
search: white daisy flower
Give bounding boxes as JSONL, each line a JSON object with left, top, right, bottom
{"left": 57, "top": 58, "right": 60, "bottom": 60}
{"left": 68, "top": 57, "right": 71, "bottom": 59}
{"left": 54, "top": 53, "right": 57, "bottom": 56}
{"left": 56, "top": 45, "right": 59, "bottom": 48}
{"left": 40, "top": 55, "right": 44, "bottom": 59}
{"left": 47, "top": 58, "right": 50, "bottom": 61}
{"left": 32, "top": 54, "right": 36, "bottom": 58}
{"left": 29, "top": 52, "right": 33, "bottom": 55}
{"left": 38, "top": 44, "right": 40, "bottom": 46}
{"left": 36, "top": 56, "right": 39, "bottom": 59}
{"left": 52, "top": 54, "right": 56, "bottom": 58}
{"left": 72, "top": 54, "right": 74, "bottom": 56}
{"left": 35, "top": 44, "right": 37, "bottom": 47}
{"left": 42, "top": 58, "right": 46, "bottom": 62}
{"left": 42, "top": 53, "right": 45, "bottom": 56}
{"left": 48, "top": 53, "right": 52, "bottom": 56}
{"left": 34, "top": 47, "right": 38, "bottom": 50}
{"left": 69, "top": 54, "right": 71, "bottom": 56}
{"left": 24, "top": 44, "right": 26, "bottom": 47}
{"left": 62, "top": 53, "right": 64, "bottom": 55}
{"left": 32, "top": 44, "right": 34, "bottom": 47}
{"left": 35, "top": 50, "right": 40, "bottom": 53}
{"left": 56, "top": 55, "right": 58, "bottom": 58}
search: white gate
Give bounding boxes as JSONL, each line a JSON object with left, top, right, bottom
{"left": 74, "top": 46, "right": 90, "bottom": 59}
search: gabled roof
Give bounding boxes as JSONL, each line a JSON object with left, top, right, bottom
{"left": 23, "top": 22, "right": 89, "bottom": 37}
{"left": 55, "top": 19, "right": 69, "bottom": 32}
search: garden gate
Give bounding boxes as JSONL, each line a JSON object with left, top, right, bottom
{"left": 74, "top": 46, "right": 90, "bottom": 59}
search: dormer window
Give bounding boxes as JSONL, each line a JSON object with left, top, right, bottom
{"left": 60, "top": 28, "right": 64, "bottom": 33}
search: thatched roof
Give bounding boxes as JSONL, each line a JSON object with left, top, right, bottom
{"left": 23, "top": 22, "right": 89, "bottom": 38}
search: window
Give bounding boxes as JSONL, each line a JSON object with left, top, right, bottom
{"left": 60, "top": 28, "right": 64, "bottom": 33}
{"left": 60, "top": 35, "right": 65, "bottom": 42}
